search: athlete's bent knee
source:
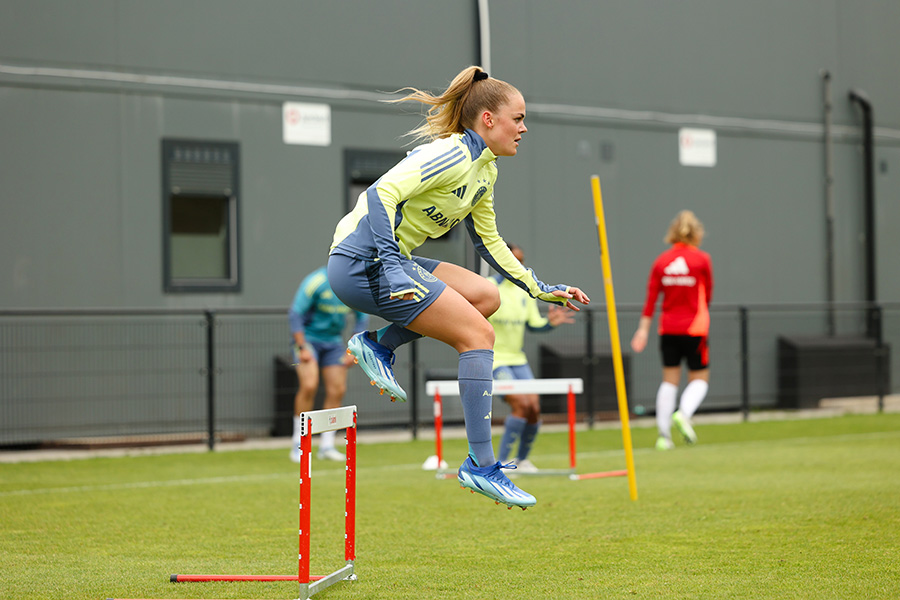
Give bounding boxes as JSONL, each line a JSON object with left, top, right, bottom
{"left": 476, "top": 284, "right": 501, "bottom": 318}
{"left": 463, "top": 318, "right": 495, "bottom": 351}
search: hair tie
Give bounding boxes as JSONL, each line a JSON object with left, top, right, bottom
{"left": 474, "top": 71, "right": 489, "bottom": 82}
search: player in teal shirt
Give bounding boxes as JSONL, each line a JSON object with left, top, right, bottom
{"left": 327, "top": 66, "right": 590, "bottom": 509}
{"left": 288, "top": 266, "right": 368, "bottom": 462}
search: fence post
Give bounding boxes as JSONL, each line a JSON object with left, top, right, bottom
{"left": 873, "top": 305, "right": 885, "bottom": 413}
{"left": 740, "top": 306, "right": 750, "bottom": 421}
{"left": 204, "top": 310, "right": 216, "bottom": 450}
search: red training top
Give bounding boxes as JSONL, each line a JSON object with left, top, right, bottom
{"left": 641, "top": 243, "right": 714, "bottom": 336}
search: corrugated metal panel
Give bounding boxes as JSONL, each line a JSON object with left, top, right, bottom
{"left": 165, "top": 141, "right": 237, "bottom": 194}
{"left": 169, "top": 162, "right": 233, "bottom": 195}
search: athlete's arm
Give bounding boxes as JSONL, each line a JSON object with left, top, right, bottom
{"left": 465, "top": 197, "right": 589, "bottom": 310}
{"left": 632, "top": 260, "right": 662, "bottom": 353}
{"left": 288, "top": 273, "right": 323, "bottom": 334}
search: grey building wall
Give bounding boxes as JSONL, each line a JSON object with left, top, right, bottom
{"left": 2, "top": 1, "right": 900, "bottom": 444}
{"left": 2, "top": 0, "right": 899, "bottom": 310}
{"left": 492, "top": 0, "right": 900, "bottom": 306}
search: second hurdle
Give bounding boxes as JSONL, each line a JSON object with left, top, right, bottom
{"left": 425, "top": 378, "right": 629, "bottom": 481}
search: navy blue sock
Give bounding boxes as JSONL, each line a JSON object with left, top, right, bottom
{"left": 458, "top": 349, "right": 495, "bottom": 467}
{"left": 375, "top": 324, "right": 422, "bottom": 352}
{"left": 498, "top": 415, "right": 526, "bottom": 463}
{"left": 518, "top": 421, "right": 541, "bottom": 461}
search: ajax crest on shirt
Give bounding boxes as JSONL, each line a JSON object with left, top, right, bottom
{"left": 472, "top": 185, "right": 489, "bottom": 206}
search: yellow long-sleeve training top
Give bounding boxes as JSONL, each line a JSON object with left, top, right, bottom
{"left": 330, "top": 129, "right": 570, "bottom": 303}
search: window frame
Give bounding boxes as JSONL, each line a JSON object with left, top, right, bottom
{"left": 161, "top": 139, "right": 241, "bottom": 293}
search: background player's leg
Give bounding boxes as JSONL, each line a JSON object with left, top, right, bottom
{"left": 655, "top": 367, "right": 680, "bottom": 450}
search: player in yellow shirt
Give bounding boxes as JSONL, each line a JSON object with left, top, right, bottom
{"left": 488, "top": 244, "right": 574, "bottom": 472}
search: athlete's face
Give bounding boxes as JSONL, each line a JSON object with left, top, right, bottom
{"left": 483, "top": 93, "right": 527, "bottom": 157}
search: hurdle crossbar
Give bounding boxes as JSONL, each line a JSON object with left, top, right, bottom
{"left": 143, "top": 405, "right": 358, "bottom": 600}
{"left": 425, "top": 378, "right": 628, "bottom": 481}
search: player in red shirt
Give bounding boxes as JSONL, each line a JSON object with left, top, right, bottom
{"left": 631, "top": 210, "right": 713, "bottom": 450}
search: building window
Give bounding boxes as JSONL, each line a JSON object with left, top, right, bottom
{"left": 162, "top": 140, "right": 240, "bottom": 292}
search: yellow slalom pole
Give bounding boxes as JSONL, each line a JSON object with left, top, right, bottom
{"left": 590, "top": 175, "right": 638, "bottom": 501}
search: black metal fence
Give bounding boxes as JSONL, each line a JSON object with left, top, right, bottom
{"left": 1, "top": 303, "right": 896, "bottom": 449}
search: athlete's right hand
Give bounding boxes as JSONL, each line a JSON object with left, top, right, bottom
{"left": 384, "top": 261, "right": 417, "bottom": 302}
{"left": 390, "top": 289, "right": 417, "bottom": 301}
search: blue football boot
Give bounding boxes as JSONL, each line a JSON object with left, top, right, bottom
{"left": 457, "top": 456, "right": 536, "bottom": 510}
{"left": 347, "top": 332, "right": 407, "bottom": 402}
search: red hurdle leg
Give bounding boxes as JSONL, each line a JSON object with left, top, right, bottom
{"left": 298, "top": 417, "right": 312, "bottom": 585}
{"left": 434, "top": 390, "right": 443, "bottom": 467}
{"left": 345, "top": 413, "right": 357, "bottom": 562}
{"left": 568, "top": 384, "right": 577, "bottom": 471}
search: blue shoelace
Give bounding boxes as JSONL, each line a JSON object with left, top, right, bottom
{"left": 484, "top": 461, "right": 516, "bottom": 483}
{"left": 366, "top": 336, "right": 396, "bottom": 367}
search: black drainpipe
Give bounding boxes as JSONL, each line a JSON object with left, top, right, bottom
{"left": 848, "top": 89, "right": 876, "bottom": 337}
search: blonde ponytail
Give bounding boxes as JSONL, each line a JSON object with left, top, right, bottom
{"left": 390, "top": 66, "right": 519, "bottom": 143}
{"left": 664, "top": 210, "right": 705, "bottom": 246}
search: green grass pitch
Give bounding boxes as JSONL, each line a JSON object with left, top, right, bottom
{"left": 1, "top": 413, "right": 899, "bottom": 599}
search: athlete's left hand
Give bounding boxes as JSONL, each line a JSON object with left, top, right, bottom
{"left": 552, "top": 287, "right": 590, "bottom": 311}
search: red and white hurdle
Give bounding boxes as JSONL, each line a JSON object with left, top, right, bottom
{"left": 425, "top": 378, "right": 629, "bottom": 481}
{"left": 110, "top": 405, "right": 359, "bottom": 600}
{"left": 295, "top": 405, "right": 357, "bottom": 599}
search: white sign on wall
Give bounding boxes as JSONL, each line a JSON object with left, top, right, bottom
{"left": 678, "top": 128, "right": 716, "bottom": 167}
{"left": 283, "top": 102, "right": 331, "bottom": 146}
